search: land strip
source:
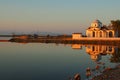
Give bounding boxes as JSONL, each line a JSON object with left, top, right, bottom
{"left": 9, "top": 37, "right": 120, "bottom": 46}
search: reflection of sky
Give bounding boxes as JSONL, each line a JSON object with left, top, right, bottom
{"left": 0, "top": 42, "right": 118, "bottom": 80}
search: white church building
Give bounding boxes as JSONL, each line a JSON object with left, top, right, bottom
{"left": 86, "top": 20, "right": 115, "bottom": 38}
{"left": 72, "top": 20, "right": 115, "bottom": 39}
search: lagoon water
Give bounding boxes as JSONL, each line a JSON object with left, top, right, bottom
{"left": 0, "top": 38, "right": 120, "bottom": 80}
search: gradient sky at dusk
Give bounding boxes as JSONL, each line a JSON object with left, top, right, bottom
{"left": 0, "top": 0, "right": 120, "bottom": 34}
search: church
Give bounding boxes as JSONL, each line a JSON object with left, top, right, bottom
{"left": 86, "top": 20, "right": 115, "bottom": 38}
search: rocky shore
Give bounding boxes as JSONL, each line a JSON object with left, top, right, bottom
{"left": 92, "top": 64, "right": 120, "bottom": 80}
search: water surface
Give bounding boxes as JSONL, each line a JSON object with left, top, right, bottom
{"left": 0, "top": 39, "right": 120, "bottom": 80}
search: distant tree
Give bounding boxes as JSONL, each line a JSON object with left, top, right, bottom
{"left": 46, "top": 34, "right": 50, "bottom": 38}
{"left": 34, "top": 34, "right": 38, "bottom": 38}
{"left": 110, "top": 20, "right": 120, "bottom": 37}
{"left": 28, "top": 35, "right": 32, "bottom": 38}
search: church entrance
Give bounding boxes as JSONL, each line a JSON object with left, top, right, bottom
{"left": 93, "top": 32, "right": 95, "bottom": 37}
{"left": 109, "top": 31, "right": 113, "bottom": 37}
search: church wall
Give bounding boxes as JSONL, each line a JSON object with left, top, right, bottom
{"left": 86, "top": 29, "right": 115, "bottom": 38}
{"left": 86, "top": 30, "right": 93, "bottom": 37}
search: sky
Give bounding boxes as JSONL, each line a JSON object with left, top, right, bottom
{"left": 0, "top": 0, "right": 120, "bottom": 34}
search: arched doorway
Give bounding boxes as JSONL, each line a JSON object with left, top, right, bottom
{"left": 93, "top": 31, "right": 95, "bottom": 37}
{"left": 109, "top": 31, "right": 113, "bottom": 37}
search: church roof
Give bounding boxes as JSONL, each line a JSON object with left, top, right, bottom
{"left": 92, "top": 20, "right": 102, "bottom": 24}
{"left": 100, "top": 26, "right": 109, "bottom": 30}
{"left": 90, "top": 19, "right": 102, "bottom": 28}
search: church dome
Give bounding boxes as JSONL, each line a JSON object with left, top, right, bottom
{"left": 91, "top": 20, "right": 102, "bottom": 28}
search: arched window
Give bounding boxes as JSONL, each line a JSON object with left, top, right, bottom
{"left": 109, "top": 31, "right": 113, "bottom": 37}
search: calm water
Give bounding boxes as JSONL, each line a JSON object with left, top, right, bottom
{"left": 0, "top": 38, "right": 120, "bottom": 80}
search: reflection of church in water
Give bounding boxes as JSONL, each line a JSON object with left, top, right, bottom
{"left": 86, "top": 45, "right": 115, "bottom": 61}
{"left": 71, "top": 44, "right": 116, "bottom": 61}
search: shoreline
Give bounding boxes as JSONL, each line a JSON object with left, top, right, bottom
{"left": 92, "top": 64, "right": 120, "bottom": 80}
{"left": 9, "top": 37, "right": 120, "bottom": 46}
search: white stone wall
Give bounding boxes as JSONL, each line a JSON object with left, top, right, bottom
{"left": 72, "top": 34, "right": 82, "bottom": 39}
